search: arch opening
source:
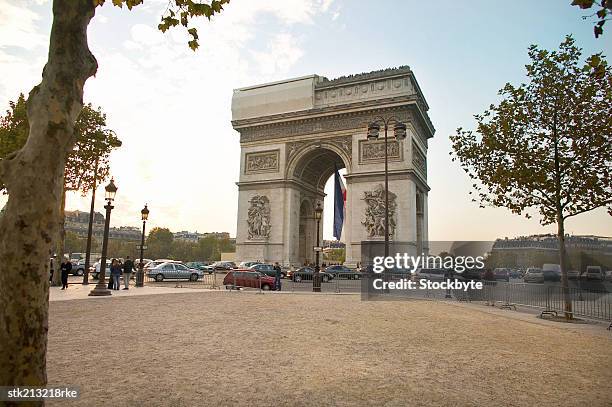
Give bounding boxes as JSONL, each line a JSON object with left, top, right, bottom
{"left": 291, "top": 147, "right": 349, "bottom": 266}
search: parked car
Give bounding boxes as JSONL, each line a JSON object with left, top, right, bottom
{"left": 249, "top": 263, "right": 286, "bottom": 278}
{"left": 144, "top": 259, "right": 180, "bottom": 271}
{"left": 223, "top": 270, "right": 276, "bottom": 290}
{"left": 211, "top": 261, "right": 236, "bottom": 271}
{"left": 523, "top": 268, "right": 544, "bottom": 283}
{"left": 509, "top": 269, "right": 521, "bottom": 279}
{"left": 289, "top": 267, "right": 334, "bottom": 283}
{"left": 605, "top": 270, "right": 612, "bottom": 282}
{"left": 415, "top": 268, "right": 448, "bottom": 282}
{"left": 453, "top": 268, "right": 483, "bottom": 281}
{"left": 90, "top": 261, "right": 110, "bottom": 280}
{"left": 146, "top": 262, "right": 204, "bottom": 282}
{"left": 567, "top": 270, "right": 581, "bottom": 279}
{"left": 71, "top": 260, "right": 86, "bottom": 276}
{"left": 186, "top": 262, "right": 214, "bottom": 274}
{"left": 584, "top": 266, "right": 605, "bottom": 281}
{"left": 542, "top": 269, "right": 561, "bottom": 282}
{"left": 324, "top": 265, "right": 361, "bottom": 279}
{"left": 238, "top": 261, "right": 262, "bottom": 268}
{"left": 493, "top": 268, "right": 510, "bottom": 282}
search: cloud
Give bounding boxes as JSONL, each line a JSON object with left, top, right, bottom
{"left": 250, "top": 33, "right": 304, "bottom": 75}
{"left": 0, "top": 1, "right": 47, "bottom": 49}
{"left": 0, "top": 0, "right": 336, "bottom": 234}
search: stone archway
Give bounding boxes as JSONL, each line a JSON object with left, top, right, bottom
{"left": 231, "top": 67, "right": 434, "bottom": 267}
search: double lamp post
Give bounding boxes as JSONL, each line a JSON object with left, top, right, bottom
{"left": 366, "top": 117, "right": 406, "bottom": 259}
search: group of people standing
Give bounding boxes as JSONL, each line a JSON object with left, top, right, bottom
{"left": 50, "top": 255, "right": 135, "bottom": 291}
{"left": 108, "top": 256, "right": 135, "bottom": 290}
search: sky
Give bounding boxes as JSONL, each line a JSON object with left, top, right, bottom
{"left": 0, "top": 0, "right": 610, "bottom": 241}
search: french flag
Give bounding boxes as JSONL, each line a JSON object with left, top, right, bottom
{"left": 333, "top": 165, "right": 346, "bottom": 241}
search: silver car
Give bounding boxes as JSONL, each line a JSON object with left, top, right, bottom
{"left": 523, "top": 268, "right": 544, "bottom": 283}
{"left": 146, "top": 262, "right": 204, "bottom": 282}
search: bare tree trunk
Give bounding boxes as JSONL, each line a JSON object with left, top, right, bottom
{"left": 557, "top": 215, "right": 572, "bottom": 320}
{"left": 0, "top": 0, "right": 97, "bottom": 394}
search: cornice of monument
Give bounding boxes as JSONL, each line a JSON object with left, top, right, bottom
{"left": 233, "top": 99, "right": 434, "bottom": 146}
{"left": 314, "top": 66, "right": 413, "bottom": 88}
{"left": 231, "top": 66, "right": 435, "bottom": 142}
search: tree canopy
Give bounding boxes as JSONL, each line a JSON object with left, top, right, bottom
{"left": 0, "top": 95, "right": 122, "bottom": 195}
{"left": 451, "top": 36, "right": 612, "bottom": 225}
{"left": 451, "top": 35, "right": 611, "bottom": 318}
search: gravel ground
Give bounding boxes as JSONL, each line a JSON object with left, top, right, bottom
{"left": 47, "top": 291, "right": 612, "bottom": 406}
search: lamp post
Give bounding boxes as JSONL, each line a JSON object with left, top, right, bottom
{"left": 136, "top": 204, "right": 149, "bottom": 288}
{"left": 366, "top": 117, "right": 407, "bottom": 259}
{"left": 88, "top": 178, "right": 117, "bottom": 296}
{"left": 313, "top": 202, "right": 323, "bottom": 293}
{"left": 82, "top": 157, "right": 99, "bottom": 285}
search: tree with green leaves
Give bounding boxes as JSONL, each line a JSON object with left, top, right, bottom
{"left": 0, "top": 0, "right": 229, "bottom": 388}
{"left": 451, "top": 36, "right": 612, "bottom": 319}
{"left": 146, "top": 227, "right": 175, "bottom": 260}
{"left": 0, "top": 94, "right": 28, "bottom": 162}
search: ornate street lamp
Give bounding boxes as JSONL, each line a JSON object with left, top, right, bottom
{"left": 89, "top": 178, "right": 117, "bottom": 296}
{"left": 366, "top": 117, "right": 407, "bottom": 259}
{"left": 136, "top": 204, "right": 149, "bottom": 287}
{"left": 313, "top": 202, "right": 324, "bottom": 293}
{"left": 82, "top": 157, "right": 99, "bottom": 285}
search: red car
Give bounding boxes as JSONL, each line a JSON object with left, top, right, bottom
{"left": 223, "top": 270, "right": 277, "bottom": 290}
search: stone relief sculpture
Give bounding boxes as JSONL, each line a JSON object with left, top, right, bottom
{"left": 245, "top": 151, "right": 279, "bottom": 173}
{"left": 412, "top": 146, "right": 427, "bottom": 176}
{"left": 362, "top": 184, "right": 397, "bottom": 238}
{"left": 247, "top": 195, "right": 271, "bottom": 240}
{"left": 361, "top": 140, "right": 401, "bottom": 162}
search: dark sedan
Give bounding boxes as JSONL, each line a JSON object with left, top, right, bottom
{"left": 324, "top": 265, "right": 361, "bottom": 280}
{"left": 249, "top": 263, "right": 286, "bottom": 278}
{"left": 289, "top": 267, "right": 334, "bottom": 283}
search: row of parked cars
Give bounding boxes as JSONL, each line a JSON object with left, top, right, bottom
{"left": 522, "top": 265, "right": 611, "bottom": 283}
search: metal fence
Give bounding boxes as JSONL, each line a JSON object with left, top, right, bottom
{"left": 472, "top": 281, "right": 612, "bottom": 321}
{"left": 369, "top": 275, "right": 612, "bottom": 322}
{"left": 138, "top": 269, "right": 611, "bottom": 322}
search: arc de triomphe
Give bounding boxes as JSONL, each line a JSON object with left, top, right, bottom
{"left": 231, "top": 66, "right": 434, "bottom": 267}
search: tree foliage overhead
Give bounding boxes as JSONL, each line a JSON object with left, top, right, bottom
{"left": 94, "top": 0, "right": 231, "bottom": 50}
{"left": 451, "top": 36, "right": 612, "bottom": 225}
{"left": 0, "top": 96, "right": 122, "bottom": 194}
{"left": 572, "top": 0, "right": 612, "bottom": 38}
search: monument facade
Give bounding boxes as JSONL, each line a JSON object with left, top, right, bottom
{"left": 231, "top": 66, "right": 434, "bottom": 267}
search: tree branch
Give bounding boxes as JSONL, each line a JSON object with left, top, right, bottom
{"left": 564, "top": 200, "right": 612, "bottom": 220}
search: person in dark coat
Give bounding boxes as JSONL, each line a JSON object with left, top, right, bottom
{"left": 60, "top": 257, "right": 72, "bottom": 290}
{"left": 106, "top": 260, "right": 114, "bottom": 289}
{"left": 123, "top": 256, "right": 135, "bottom": 290}
{"left": 110, "top": 259, "right": 122, "bottom": 290}
{"left": 273, "top": 262, "right": 282, "bottom": 291}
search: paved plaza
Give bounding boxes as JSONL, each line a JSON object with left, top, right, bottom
{"left": 46, "top": 288, "right": 612, "bottom": 406}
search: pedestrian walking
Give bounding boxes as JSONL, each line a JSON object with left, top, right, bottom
{"left": 110, "top": 259, "right": 122, "bottom": 290}
{"left": 123, "top": 256, "right": 135, "bottom": 290}
{"left": 60, "top": 257, "right": 72, "bottom": 290}
{"left": 273, "top": 262, "right": 282, "bottom": 291}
